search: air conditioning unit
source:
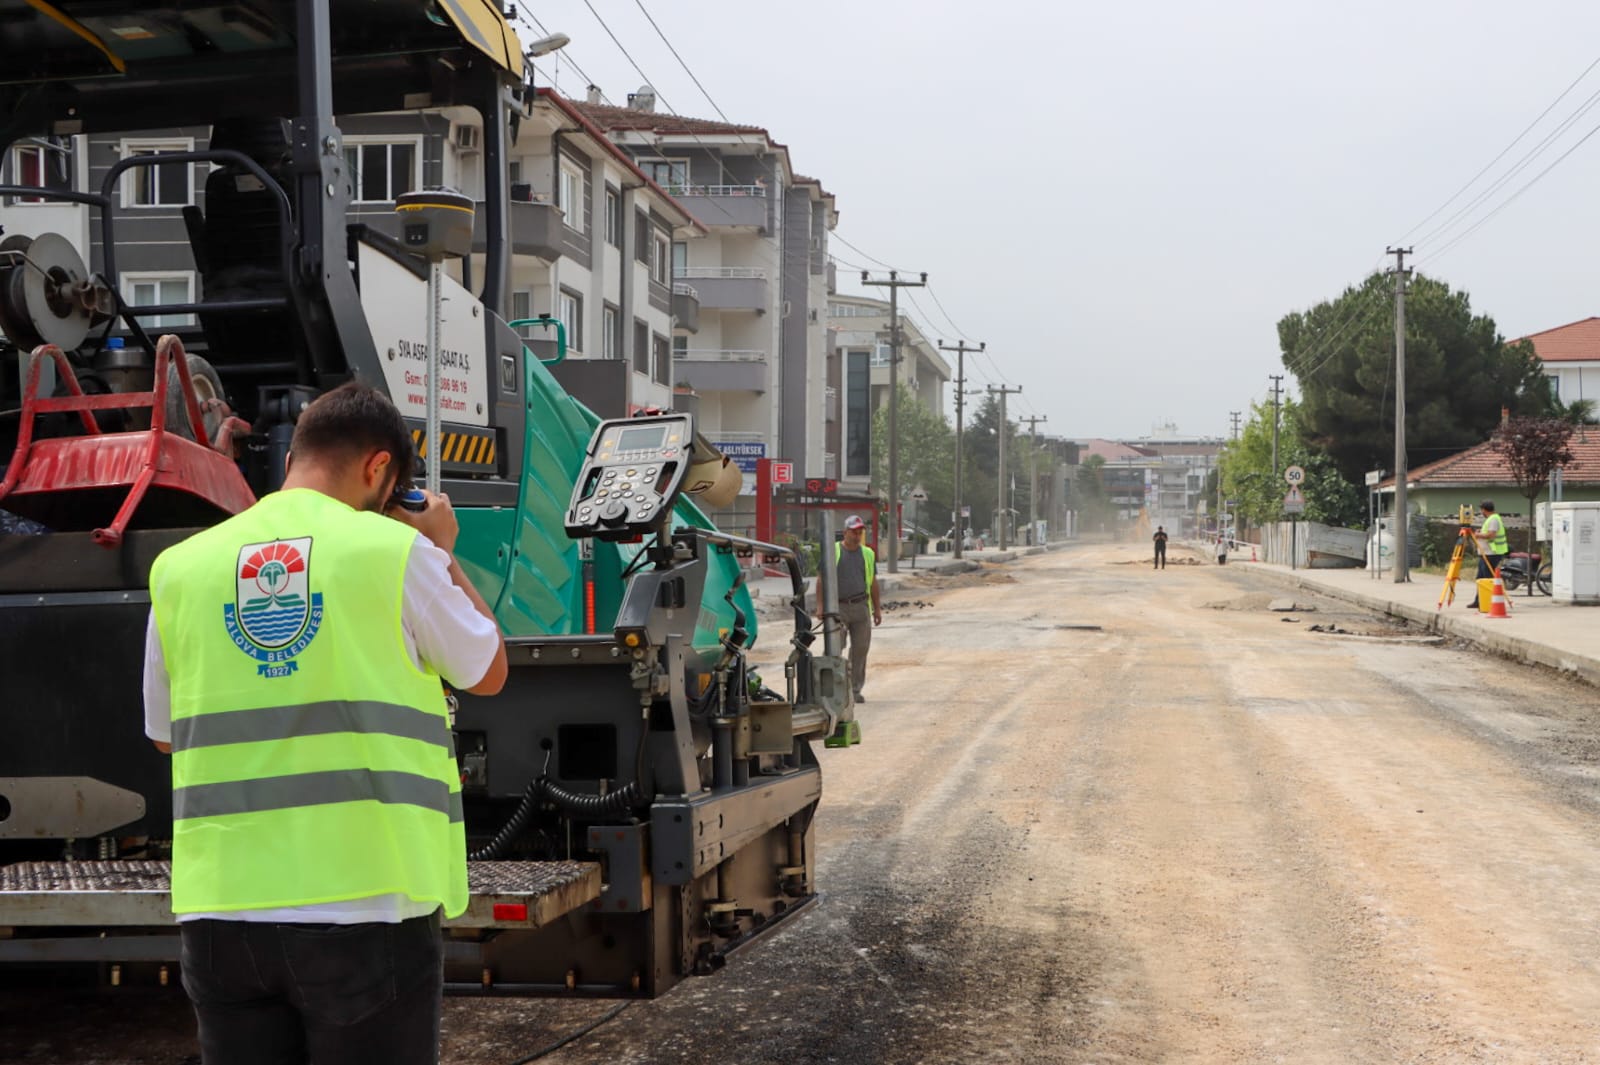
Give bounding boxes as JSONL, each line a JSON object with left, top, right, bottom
{"left": 454, "top": 125, "right": 481, "bottom": 152}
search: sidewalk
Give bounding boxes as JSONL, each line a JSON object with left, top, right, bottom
{"left": 1222, "top": 549, "right": 1600, "bottom": 686}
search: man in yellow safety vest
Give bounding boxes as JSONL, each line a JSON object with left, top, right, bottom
{"left": 144, "top": 382, "right": 507, "bottom": 1064}
{"left": 828, "top": 514, "right": 881, "bottom": 702}
{"left": 1475, "top": 499, "right": 1510, "bottom": 581}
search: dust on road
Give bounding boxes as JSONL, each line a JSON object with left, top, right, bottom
{"left": 10, "top": 542, "right": 1600, "bottom": 1064}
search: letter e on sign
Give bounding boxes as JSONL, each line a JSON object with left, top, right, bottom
{"left": 772, "top": 462, "right": 794, "bottom": 485}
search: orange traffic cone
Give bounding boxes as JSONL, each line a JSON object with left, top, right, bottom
{"left": 1487, "top": 573, "right": 1510, "bottom": 618}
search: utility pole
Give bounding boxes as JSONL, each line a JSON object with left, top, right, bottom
{"left": 1388, "top": 245, "right": 1413, "bottom": 583}
{"left": 862, "top": 270, "right": 927, "bottom": 573}
{"left": 1229, "top": 410, "right": 1242, "bottom": 440}
{"left": 1021, "top": 415, "right": 1047, "bottom": 546}
{"left": 939, "top": 339, "right": 985, "bottom": 560}
{"left": 1268, "top": 374, "right": 1284, "bottom": 482}
{"left": 987, "top": 385, "right": 1022, "bottom": 550}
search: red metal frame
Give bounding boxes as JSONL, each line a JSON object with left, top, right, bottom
{"left": 0, "top": 337, "right": 255, "bottom": 546}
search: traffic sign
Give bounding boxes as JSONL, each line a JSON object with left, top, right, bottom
{"left": 1284, "top": 485, "right": 1306, "bottom": 514}
{"left": 1364, "top": 469, "right": 1384, "bottom": 487}
{"left": 771, "top": 462, "right": 794, "bottom": 485}
{"left": 909, "top": 487, "right": 928, "bottom": 502}
{"left": 1284, "top": 465, "right": 1306, "bottom": 486}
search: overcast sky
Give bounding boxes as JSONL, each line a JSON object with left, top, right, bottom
{"left": 520, "top": 0, "right": 1600, "bottom": 440}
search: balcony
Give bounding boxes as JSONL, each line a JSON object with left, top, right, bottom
{"left": 672, "top": 282, "right": 700, "bottom": 333}
{"left": 672, "top": 348, "right": 768, "bottom": 393}
{"left": 678, "top": 267, "right": 769, "bottom": 312}
{"left": 470, "top": 199, "right": 562, "bottom": 261}
{"left": 668, "top": 185, "right": 768, "bottom": 230}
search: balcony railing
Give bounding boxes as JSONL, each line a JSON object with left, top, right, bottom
{"left": 672, "top": 282, "right": 699, "bottom": 298}
{"left": 680, "top": 267, "right": 767, "bottom": 279}
{"left": 713, "top": 430, "right": 766, "bottom": 443}
{"left": 664, "top": 184, "right": 767, "bottom": 197}
{"left": 674, "top": 348, "right": 767, "bottom": 362}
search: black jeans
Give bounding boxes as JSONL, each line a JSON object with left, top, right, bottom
{"left": 180, "top": 911, "right": 443, "bottom": 1065}
{"left": 1477, "top": 553, "right": 1507, "bottom": 580}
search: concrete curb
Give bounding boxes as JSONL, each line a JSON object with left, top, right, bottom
{"left": 1239, "top": 563, "right": 1600, "bottom": 688}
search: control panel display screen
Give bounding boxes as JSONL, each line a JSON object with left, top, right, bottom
{"left": 615, "top": 426, "right": 667, "bottom": 452}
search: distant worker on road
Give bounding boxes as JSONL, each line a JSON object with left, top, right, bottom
{"left": 1215, "top": 534, "right": 1228, "bottom": 566}
{"left": 828, "top": 515, "right": 881, "bottom": 703}
{"left": 1153, "top": 525, "right": 1169, "bottom": 570}
{"left": 1475, "top": 499, "right": 1510, "bottom": 581}
{"left": 143, "top": 383, "right": 508, "bottom": 1065}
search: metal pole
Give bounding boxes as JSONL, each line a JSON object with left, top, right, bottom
{"left": 1389, "top": 246, "right": 1412, "bottom": 583}
{"left": 1269, "top": 375, "right": 1283, "bottom": 484}
{"left": 1021, "top": 415, "right": 1047, "bottom": 545}
{"left": 940, "top": 340, "right": 984, "bottom": 560}
{"left": 861, "top": 271, "right": 927, "bottom": 574}
{"left": 425, "top": 260, "right": 443, "bottom": 495}
{"left": 818, "top": 511, "right": 841, "bottom": 659}
{"left": 988, "top": 385, "right": 1022, "bottom": 550}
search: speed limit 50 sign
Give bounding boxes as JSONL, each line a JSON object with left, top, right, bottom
{"left": 1284, "top": 465, "right": 1306, "bottom": 486}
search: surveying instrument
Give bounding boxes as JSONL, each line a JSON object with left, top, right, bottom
{"left": 1437, "top": 504, "right": 1490, "bottom": 609}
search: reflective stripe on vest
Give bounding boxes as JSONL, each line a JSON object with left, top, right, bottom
{"left": 1483, "top": 514, "right": 1509, "bottom": 555}
{"left": 150, "top": 488, "right": 467, "bottom": 917}
{"left": 835, "top": 541, "right": 875, "bottom": 591}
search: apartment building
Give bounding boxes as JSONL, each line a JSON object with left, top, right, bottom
{"left": 571, "top": 91, "right": 837, "bottom": 524}
{"left": 826, "top": 293, "right": 951, "bottom": 497}
{"left": 0, "top": 91, "right": 696, "bottom": 416}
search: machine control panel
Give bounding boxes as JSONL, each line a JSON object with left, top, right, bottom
{"left": 564, "top": 414, "right": 694, "bottom": 541}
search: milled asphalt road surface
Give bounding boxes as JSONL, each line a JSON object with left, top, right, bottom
{"left": 10, "top": 540, "right": 1600, "bottom": 1063}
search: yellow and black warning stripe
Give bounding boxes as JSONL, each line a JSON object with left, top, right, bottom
{"left": 412, "top": 427, "right": 498, "bottom": 473}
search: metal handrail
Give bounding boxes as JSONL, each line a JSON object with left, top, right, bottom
{"left": 510, "top": 316, "right": 567, "bottom": 366}
{"left": 672, "top": 282, "right": 699, "bottom": 297}
{"left": 674, "top": 348, "right": 766, "bottom": 362}
{"left": 678, "top": 267, "right": 767, "bottom": 279}
{"left": 666, "top": 184, "right": 767, "bottom": 198}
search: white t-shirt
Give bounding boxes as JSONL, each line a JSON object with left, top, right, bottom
{"left": 143, "top": 533, "right": 500, "bottom": 924}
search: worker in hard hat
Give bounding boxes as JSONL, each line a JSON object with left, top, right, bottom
{"left": 830, "top": 515, "right": 881, "bottom": 703}
{"left": 143, "top": 382, "right": 507, "bottom": 1064}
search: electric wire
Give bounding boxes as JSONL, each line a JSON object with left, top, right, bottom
{"left": 514, "top": 9, "right": 610, "bottom": 103}
{"left": 631, "top": 0, "right": 733, "bottom": 123}
{"left": 504, "top": 1003, "right": 631, "bottom": 1064}
{"left": 1398, "top": 51, "right": 1600, "bottom": 242}
{"left": 1412, "top": 84, "right": 1600, "bottom": 250}
{"left": 1420, "top": 114, "right": 1600, "bottom": 266}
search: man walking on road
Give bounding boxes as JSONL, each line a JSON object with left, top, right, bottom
{"left": 830, "top": 515, "right": 881, "bottom": 703}
{"left": 143, "top": 383, "right": 508, "bottom": 1065}
{"left": 1153, "top": 526, "right": 1169, "bottom": 570}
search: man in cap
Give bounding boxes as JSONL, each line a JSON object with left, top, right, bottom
{"left": 827, "top": 515, "right": 881, "bottom": 703}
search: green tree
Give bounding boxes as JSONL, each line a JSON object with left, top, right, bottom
{"left": 871, "top": 384, "right": 954, "bottom": 531}
{"left": 960, "top": 394, "right": 1029, "bottom": 537}
{"left": 1280, "top": 273, "right": 1554, "bottom": 485}
{"left": 1219, "top": 398, "right": 1364, "bottom": 529}
{"left": 1074, "top": 454, "right": 1113, "bottom": 530}
{"left": 1490, "top": 416, "right": 1575, "bottom": 559}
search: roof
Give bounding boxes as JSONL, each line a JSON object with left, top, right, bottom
{"left": 534, "top": 90, "right": 704, "bottom": 234}
{"left": 1078, "top": 439, "right": 1156, "bottom": 462}
{"left": 1380, "top": 435, "right": 1600, "bottom": 489}
{"left": 568, "top": 101, "right": 765, "bottom": 136}
{"left": 1521, "top": 317, "right": 1600, "bottom": 363}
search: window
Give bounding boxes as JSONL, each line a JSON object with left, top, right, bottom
{"left": 673, "top": 336, "right": 687, "bottom": 358}
{"left": 847, "top": 350, "right": 870, "bottom": 477}
{"left": 672, "top": 241, "right": 688, "bottom": 275}
{"left": 604, "top": 186, "right": 622, "bottom": 248}
{"left": 652, "top": 333, "right": 670, "bottom": 385}
{"left": 633, "top": 319, "right": 649, "bottom": 375}
{"left": 509, "top": 161, "right": 522, "bottom": 185}
{"left": 559, "top": 162, "right": 584, "bottom": 231}
{"left": 635, "top": 210, "right": 651, "bottom": 263}
{"left": 558, "top": 288, "right": 582, "bottom": 353}
{"left": 343, "top": 140, "right": 418, "bottom": 203}
{"left": 122, "top": 272, "right": 195, "bottom": 328}
{"left": 871, "top": 341, "right": 893, "bottom": 368}
{"left": 8, "top": 141, "right": 71, "bottom": 204}
{"left": 121, "top": 139, "right": 192, "bottom": 208}
{"left": 644, "top": 159, "right": 688, "bottom": 190}
{"left": 1548, "top": 374, "right": 1561, "bottom": 400}
{"left": 652, "top": 233, "right": 671, "bottom": 284}
{"left": 603, "top": 304, "right": 621, "bottom": 359}
{"left": 512, "top": 291, "right": 535, "bottom": 338}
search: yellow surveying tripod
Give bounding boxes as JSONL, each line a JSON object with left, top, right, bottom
{"left": 1437, "top": 505, "right": 1484, "bottom": 609}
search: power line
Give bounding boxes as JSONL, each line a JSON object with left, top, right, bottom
{"left": 1413, "top": 84, "right": 1600, "bottom": 250}
{"left": 514, "top": 9, "right": 610, "bottom": 103}
{"left": 630, "top": 0, "right": 732, "bottom": 124}
{"left": 1421, "top": 114, "right": 1600, "bottom": 265}
{"left": 1398, "top": 51, "right": 1600, "bottom": 242}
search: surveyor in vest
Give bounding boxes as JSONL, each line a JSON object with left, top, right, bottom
{"left": 826, "top": 514, "right": 881, "bottom": 703}
{"left": 1475, "top": 499, "right": 1510, "bottom": 582}
{"left": 143, "top": 382, "right": 507, "bottom": 1065}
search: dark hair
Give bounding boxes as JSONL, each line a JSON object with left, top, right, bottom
{"left": 289, "top": 382, "right": 413, "bottom": 487}
{"left": 1481, "top": 500, "right": 1495, "bottom": 512}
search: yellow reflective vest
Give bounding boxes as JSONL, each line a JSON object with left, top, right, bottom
{"left": 835, "top": 541, "right": 876, "bottom": 596}
{"left": 1482, "top": 513, "right": 1509, "bottom": 555}
{"left": 149, "top": 488, "right": 466, "bottom": 917}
